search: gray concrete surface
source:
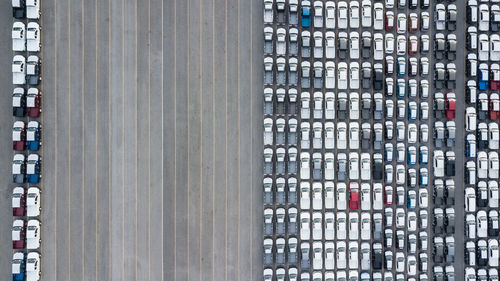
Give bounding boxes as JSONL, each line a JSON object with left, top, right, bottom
{"left": 36, "top": 0, "right": 263, "bottom": 280}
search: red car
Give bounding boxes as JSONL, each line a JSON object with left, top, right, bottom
{"left": 12, "top": 121, "right": 26, "bottom": 151}
{"left": 385, "top": 11, "right": 395, "bottom": 31}
{"left": 12, "top": 187, "right": 26, "bottom": 216}
{"left": 349, "top": 182, "right": 359, "bottom": 210}
{"left": 12, "top": 220, "right": 25, "bottom": 249}
{"left": 490, "top": 64, "right": 500, "bottom": 90}
{"left": 445, "top": 92, "right": 456, "bottom": 119}
{"left": 27, "top": 88, "right": 41, "bottom": 117}
{"left": 490, "top": 93, "right": 500, "bottom": 120}
{"left": 384, "top": 185, "right": 393, "bottom": 205}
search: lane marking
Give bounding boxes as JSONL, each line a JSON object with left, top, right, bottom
{"left": 53, "top": 0, "right": 58, "bottom": 278}
{"left": 187, "top": 0, "right": 191, "bottom": 279}
{"left": 237, "top": 0, "right": 241, "bottom": 279}
{"left": 160, "top": 0, "right": 165, "bottom": 277}
{"left": 95, "top": 0, "right": 99, "bottom": 276}
{"left": 199, "top": 0, "right": 204, "bottom": 279}
{"left": 81, "top": 0, "right": 86, "bottom": 279}
{"left": 173, "top": 0, "right": 178, "bottom": 279}
{"left": 68, "top": 0, "right": 72, "bottom": 278}
{"left": 135, "top": 0, "right": 139, "bottom": 278}
{"left": 94, "top": 0, "right": 99, "bottom": 278}
{"left": 121, "top": 0, "right": 125, "bottom": 277}
{"left": 224, "top": 0, "right": 228, "bottom": 280}
{"left": 249, "top": 0, "right": 253, "bottom": 279}
{"left": 147, "top": 0, "right": 152, "bottom": 279}
{"left": 108, "top": 0, "right": 112, "bottom": 278}
{"left": 211, "top": 0, "right": 215, "bottom": 280}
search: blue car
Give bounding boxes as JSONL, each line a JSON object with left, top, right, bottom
{"left": 26, "top": 154, "right": 41, "bottom": 184}
{"left": 479, "top": 64, "right": 489, "bottom": 90}
{"left": 419, "top": 146, "right": 429, "bottom": 165}
{"left": 397, "top": 58, "right": 406, "bottom": 77}
{"left": 396, "top": 79, "right": 406, "bottom": 99}
{"left": 301, "top": 1, "right": 311, "bottom": 27}
{"left": 12, "top": 252, "right": 25, "bottom": 281}
{"left": 407, "top": 146, "right": 417, "bottom": 165}
{"left": 26, "top": 121, "right": 41, "bottom": 151}
{"left": 407, "top": 190, "right": 417, "bottom": 209}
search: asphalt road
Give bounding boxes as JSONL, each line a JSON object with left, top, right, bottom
{"left": 34, "top": 0, "right": 263, "bottom": 281}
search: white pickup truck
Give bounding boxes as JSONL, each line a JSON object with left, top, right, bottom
{"left": 12, "top": 55, "right": 26, "bottom": 85}
{"left": 26, "top": 0, "right": 40, "bottom": 19}
{"left": 27, "top": 22, "right": 40, "bottom": 52}
{"left": 12, "top": 22, "right": 25, "bottom": 51}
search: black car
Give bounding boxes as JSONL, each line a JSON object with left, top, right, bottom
{"left": 445, "top": 180, "right": 455, "bottom": 205}
{"left": 434, "top": 64, "right": 446, "bottom": 89}
{"left": 488, "top": 210, "right": 500, "bottom": 236}
{"left": 373, "top": 65, "right": 383, "bottom": 91}
{"left": 372, "top": 243, "right": 383, "bottom": 270}
{"left": 373, "top": 154, "right": 383, "bottom": 180}
{"left": 447, "top": 36, "right": 457, "bottom": 60}
{"left": 445, "top": 208, "right": 455, "bottom": 234}
{"left": 447, "top": 5, "right": 457, "bottom": 31}
{"left": 337, "top": 94, "right": 347, "bottom": 120}
{"left": 477, "top": 183, "right": 488, "bottom": 207}
{"left": 434, "top": 35, "right": 446, "bottom": 60}
{"left": 361, "top": 94, "right": 371, "bottom": 120}
{"left": 12, "top": 90, "right": 26, "bottom": 117}
{"left": 421, "top": 0, "right": 429, "bottom": 9}
{"left": 433, "top": 181, "right": 445, "bottom": 205}
{"left": 362, "top": 35, "right": 371, "bottom": 59}
{"left": 445, "top": 152, "right": 456, "bottom": 177}
{"left": 433, "top": 238, "right": 445, "bottom": 263}
{"left": 362, "top": 65, "right": 371, "bottom": 90}
{"left": 338, "top": 34, "right": 348, "bottom": 59}
{"left": 12, "top": 0, "right": 26, "bottom": 19}
{"left": 477, "top": 240, "right": 488, "bottom": 266}
{"left": 433, "top": 208, "right": 444, "bottom": 235}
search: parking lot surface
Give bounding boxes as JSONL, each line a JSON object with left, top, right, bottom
{"left": 27, "top": 0, "right": 263, "bottom": 281}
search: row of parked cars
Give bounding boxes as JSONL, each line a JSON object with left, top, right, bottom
{"left": 464, "top": 0, "right": 500, "bottom": 278}
{"left": 11, "top": 1, "right": 42, "bottom": 281}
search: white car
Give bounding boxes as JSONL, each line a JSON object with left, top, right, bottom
{"left": 385, "top": 33, "right": 395, "bottom": 54}
{"left": 466, "top": 107, "right": 477, "bottom": 131}
{"left": 490, "top": 181, "right": 499, "bottom": 208}
{"left": 360, "top": 153, "right": 370, "bottom": 180}
{"left": 325, "top": 1, "right": 336, "bottom": 29}
{"left": 337, "top": 212, "right": 347, "bottom": 240}
{"left": 465, "top": 187, "right": 477, "bottom": 213}
{"left": 348, "top": 242, "right": 359, "bottom": 269}
{"left": 361, "top": 213, "right": 371, "bottom": 240}
{"left": 349, "top": 152, "right": 359, "bottom": 179}
{"left": 397, "top": 13, "right": 407, "bottom": 34}
{"left": 407, "top": 212, "right": 417, "bottom": 231}
{"left": 325, "top": 32, "right": 335, "bottom": 58}
{"left": 312, "top": 182, "right": 322, "bottom": 210}
{"left": 361, "top": 0, "right": 372, "bottom": 27}
{"left": 360, "top": 183, "right": 371, "bottom": 210}
{"left": 324, "top": 92, "right": 335, "bottom": 121}
{"left": 26, "top": 252, "right": 41, "bottom": 281}
{"left": 407, "top": 123, "right": 417, "bottom": 143}
{"left": 337, "top": 62, "right": 348, "bottom": 90}
{"left": 374, "top": 33, "right": 384, "bottom": 60}
{"left": 300, "top": 152, "right": 310, "bottom": 180}
{"left": 396, "top": 208, "right": 405, "bottom": 228}
{"left": 349, "top": 122, "right": 359, "bottom": 149}
{"left": 12, "top": 55, "right": 26, "bottom": 85}
{"left": 396, "top": 252, "right": 405, "bottom": 273}
{"left": 349, "top": 1, "right": 360, "bottom": 28}
{"left": 397, "top": 35, "right": 406, "bottom": 55}
{"left": 373, "top": 183, "right": 383, "bottom": 210}
{"left": 325, "top": 61, "right": 335, "bottom": 89}
{"left": 433, "top": 150, "right": 445, "bottom": 177}
{"left": 313, "top": 1, "right": 323, "bottom": 28}
{"left": 479, "top": 34, "right": 490, "bottom": 61}
{"left": 337, "top": 1, "right": 348, "bottom": 29}
{"left": 419, "top": 189, "right": 428, "bottom": 208}
{"left": 26, "top": 219, "right": 40, "bottom": 250}
{"left": 349, "top": 212, "right": 359, "bottom": 240}
{"left": 337, "top": 183, "right": 347, "bottom": 210}
{"left": 324, "top": 122, "right": 335, "bottom": 149}
{"left": 325, "top": 213, "right": 335, "bottom": 240}
{"left": 324, "top": 153, "right": 335, "bottom": 180}
{"left": 479, "top": 4, "right": 490, "bottom": 31}
{"left": 407, "top": 255, "right": 417, "bottom": 276}
{"left": 489, "top": 151, "right": 499, "bottom": 179}
{"left": 337, "top": 122, "right": 347, "bottom": 149}
{"left": 435, "top": 4, "right": 446, "bottom": 30}
{"left": 300, "top": 182, "right": 310, "bottom": 210}
{"left": 491, "top": 34, "right": 500, "bottom": 61}
{"left": 26, "top": 187, "right": 41, "bottom": 217}
{"left": 12, "top": 22, "right": 26, "bottom": 52}
{"left": 27, "top": 0, "right": 41, "bottom": 19}
{"left": 337, "top": 241, "right": 347, "bottom": 269}
{"left": 489, "top": 239, "right": 500, "bottom": 267}
{"left": 350, "top": 62, "right": 360, "bottom": 89}
{"left": 325, "top": 242, "right": 335, "bottom": 269}
{"left": 350, "top": 32, "right": 360, "bottom": 59}
{"left": 374, "top": 3, "right": 384, "bottom": 30}
{"left": 478, "top": 151, "right": 488, "bottom": 179}
{"left": 27, "top": 22, "right": 40, "bottom": 52}
{"left": 300, "top": 212, "right": 311, "bottom": 240}
{"left": 477, "top": 210, "right": 488, "bottom": 237}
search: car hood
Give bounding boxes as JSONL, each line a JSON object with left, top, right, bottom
{"left": 12, "top": 163, "right": 21, "bottom": 175}
{"left": 27, "top": 129, "right": 36, "bottom": 141}
{"left": 12, "top": 196, "right": 21, "bottom": 208}
{"left": 12, "top": 130, "right": 21, "bottom": 141}
{"left": 27, "top": 95, "right": 37, "bottom": 107}
{"left": 12, "top": 230, "right": 21, "bottom": 241}
{"left": 12, "top": 262, "right": 21, "bottom": 274}
{"left": 12, "top": 64, "right": 23, "bottom": 73}
{"left": 27, "top": 164, "right": 36, "bottom": 175}
{"left": 12, "top": 96, "right": 22, "bottom": 107}
{"left": 27, "top": 63, "right": 36, "bottom": 75}
{"left": 12, "top": 30, "right": 23, "bottom": 39}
